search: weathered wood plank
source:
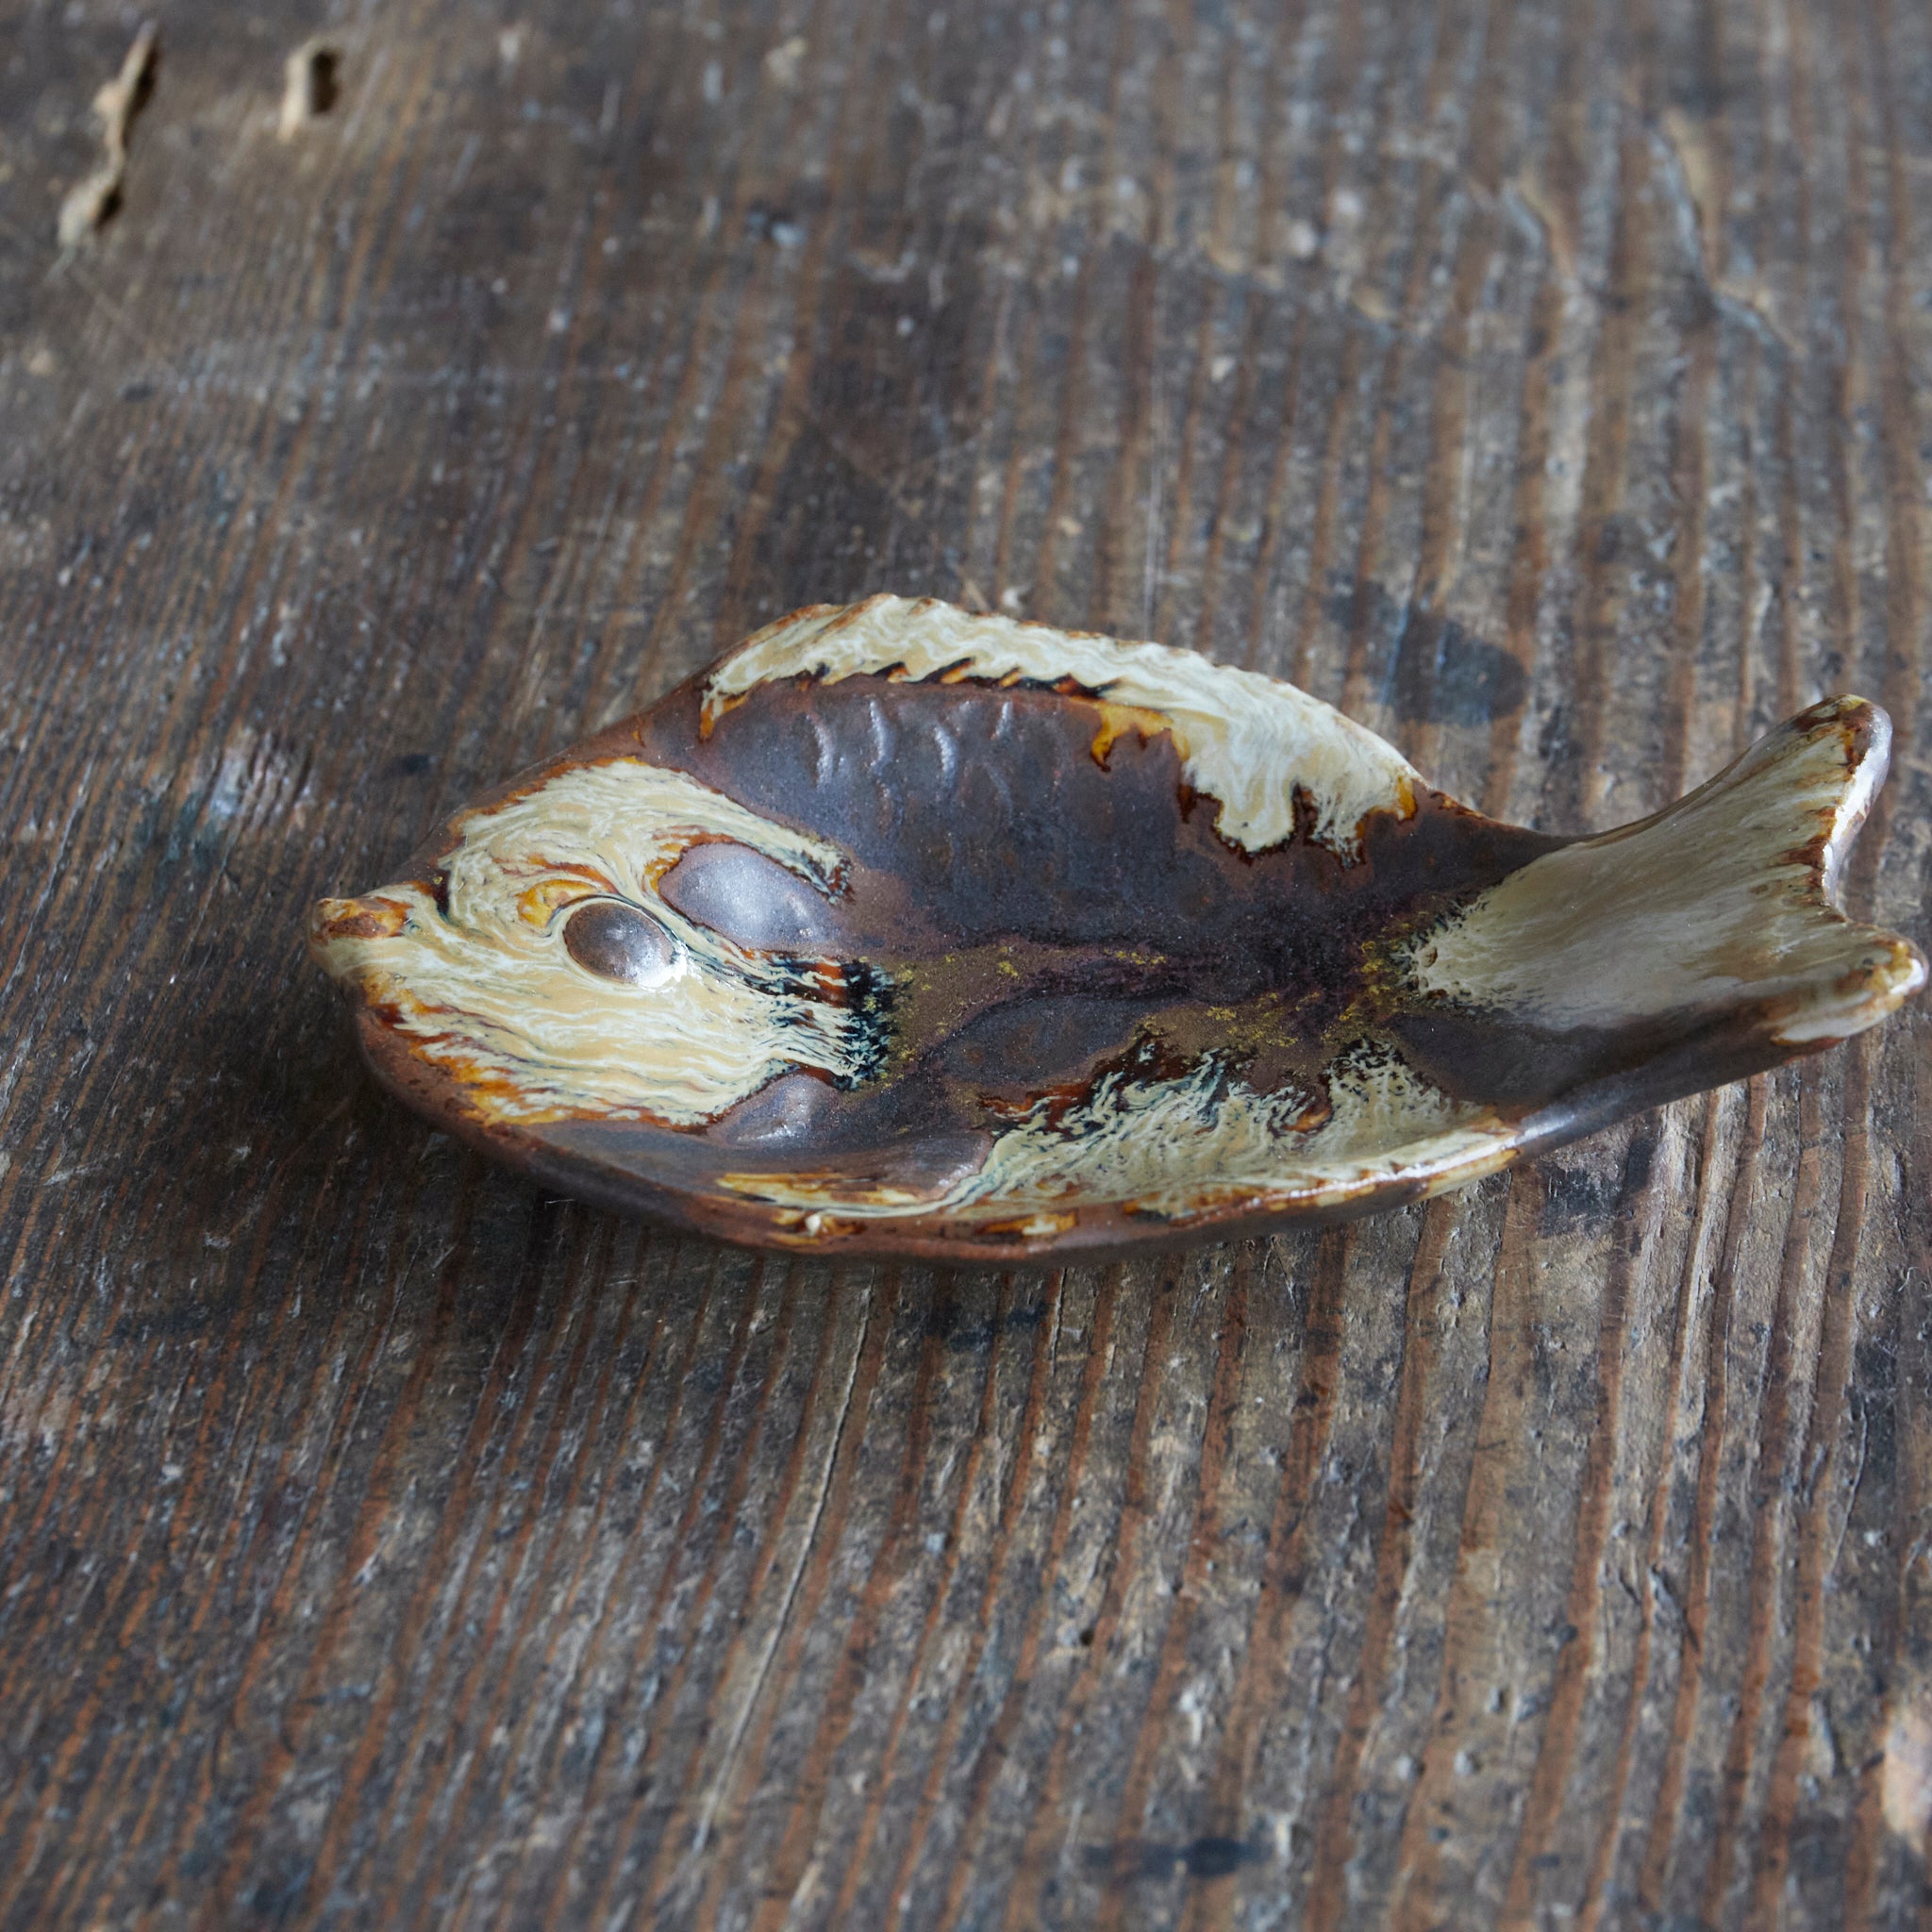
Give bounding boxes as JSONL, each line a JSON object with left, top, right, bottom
{"left": 0, "top": 0, "right": 1928, "bottom": 1925}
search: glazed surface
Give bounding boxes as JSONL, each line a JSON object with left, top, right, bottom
{"left": 311, "top": 596, "right": 1925, "bottom": 1259}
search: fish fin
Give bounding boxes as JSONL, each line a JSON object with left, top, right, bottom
{"left": 1409, "top": 697, "right": 1925, "bottom": 1048}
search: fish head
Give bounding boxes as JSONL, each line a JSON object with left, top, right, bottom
{"left": 308, "top": 758, "right": 888, "bottom": 1126}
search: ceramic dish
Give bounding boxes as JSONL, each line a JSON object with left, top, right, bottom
{"left": 310, "top": 595, "right": 1925, "bottom": 1263}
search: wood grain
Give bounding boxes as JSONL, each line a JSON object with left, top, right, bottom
{"left": 1, "top": 0, "right": 1928, "bottom": 1924}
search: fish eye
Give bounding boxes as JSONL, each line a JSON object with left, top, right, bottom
{"left": 562, "top": 900, "right": 677, "bottom": 986}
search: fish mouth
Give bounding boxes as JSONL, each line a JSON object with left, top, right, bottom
{"left": 308, "top": 891, "right": 414, "bottom": 962}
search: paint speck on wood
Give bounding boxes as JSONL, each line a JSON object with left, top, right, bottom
{"left": 53, "top": 23, "right": 158, "bottom": 249}
{"left": 278, "top": 38, "right": 341, "bottom": 142}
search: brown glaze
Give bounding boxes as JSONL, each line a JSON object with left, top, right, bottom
{"left": 310, "top": 597, "right": 1926, "bottom": 1264}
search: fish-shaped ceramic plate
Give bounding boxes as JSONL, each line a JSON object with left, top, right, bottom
{"left": 311, "top": 595, "right": 1925, "bottom": 1263}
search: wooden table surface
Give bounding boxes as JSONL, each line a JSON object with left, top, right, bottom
{"left": 3, "top": 1, "right": 1930, "bottom": 1925}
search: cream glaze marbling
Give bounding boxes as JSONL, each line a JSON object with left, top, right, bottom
{"left": 310, "top": 760, "right": 878, "bottom": 1124}
{"left": 720, "top": 1041, "right": 1515, "bottom": 1228}
{"left": 1405, "top": 698, "right": 1926, "bottom": 1047}
{"left": 704, "top": 593, "right": 1421, "bottom": 859}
